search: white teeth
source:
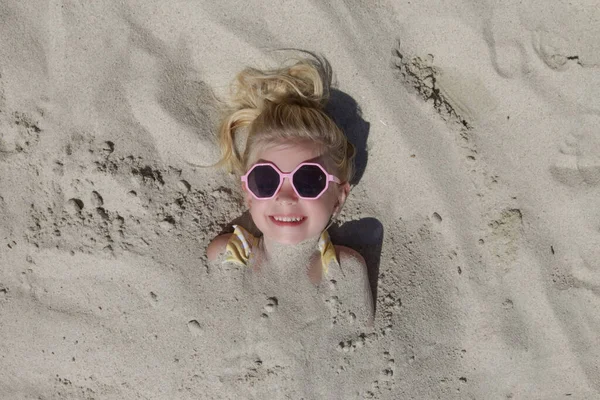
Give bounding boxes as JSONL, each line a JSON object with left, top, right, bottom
{"left": 273, "top": 216, "right": 304, "bottom": 222}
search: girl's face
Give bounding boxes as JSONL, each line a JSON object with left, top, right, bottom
{"left": 243, "top": 142, "right": 350, "bottom": 245}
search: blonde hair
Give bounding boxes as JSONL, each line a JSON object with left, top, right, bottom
{"left": 216, "top": 57, "right": 355, "bottom": 182}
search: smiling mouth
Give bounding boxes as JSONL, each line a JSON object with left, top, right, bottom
{"left": 269, "top": 215, "right": 306, "bottom": 226}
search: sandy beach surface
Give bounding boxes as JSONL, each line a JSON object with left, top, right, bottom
{"left": 1, "top": 0, "right": 600, "bottom": 398}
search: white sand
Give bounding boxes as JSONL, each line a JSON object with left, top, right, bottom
{"left": 1, "top": 0, "right": 600, "bottom": 398}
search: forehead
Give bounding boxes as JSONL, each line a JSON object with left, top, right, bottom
{"left": 256, "top": 142, "right": 326, "bottom": 172}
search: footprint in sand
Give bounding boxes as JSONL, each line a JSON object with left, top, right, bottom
{"left": 550, "top": 114, "right": 600, "bottom": 187}
{"left": 488, "top": 3, "right": 600, "bottom": 112}
{"left": 549, "top": 112, "right": 600, "bottom": 386}
{"left": 532, "top": 30, "right": 577, "bottom": 72}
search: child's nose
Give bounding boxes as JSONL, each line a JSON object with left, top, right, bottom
{"left": 276, "top": 178, "right": 298, "bottom": 203}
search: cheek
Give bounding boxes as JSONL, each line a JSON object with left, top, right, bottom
{"left": 249, "top": 200, "right": 267, "bottom": 214}
{"left": 248, "top": 200, "right": 275, "bottom": 222}
{"left": 322, "top": 189, "right": 339, "bottom": 210}
{"left": 306, "top": 197, "right": 335, "bottom": 217}
{"left": 248, "top": 202, "right": 268, "bottom": 230}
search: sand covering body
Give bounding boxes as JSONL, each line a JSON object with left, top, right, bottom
{"left": 225, "top": 225, "right": 338, "bottom": 275}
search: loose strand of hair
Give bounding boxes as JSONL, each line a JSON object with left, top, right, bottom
{"left": 215, "top": 108, "right": 260, "bottom": 174}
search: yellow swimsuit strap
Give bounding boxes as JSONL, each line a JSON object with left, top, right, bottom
{"left": 224, "top": 225, "right": 259, "bottom": 267}
{"left": 317, "top": 230, "right": 338, "bottom": 276}
{"left": 224, "top": 225, "right": 339, "bottom": 274}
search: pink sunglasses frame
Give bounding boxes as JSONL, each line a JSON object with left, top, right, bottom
{"left": 241, "top": 162, "right": 341, "bottom": 200}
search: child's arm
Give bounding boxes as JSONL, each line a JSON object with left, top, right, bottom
{"left": 335, "top": 245, "right": 375, "bottom": 327}
{"left": 207, "top": 234, "right": 233, "bottom": 262}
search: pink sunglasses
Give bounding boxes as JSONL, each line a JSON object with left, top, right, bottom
{"left": 241, "top": 162, "right": 341, "bottom": 200}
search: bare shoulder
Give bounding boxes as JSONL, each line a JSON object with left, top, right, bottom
{"left": 335, "top": 245, "right": 366, "bottom": 266}
{"left": 206, "top": 233, "right": 233, "bottom": 262}
{"left": 334, "top": 245, "right": 369, "bottom": 281}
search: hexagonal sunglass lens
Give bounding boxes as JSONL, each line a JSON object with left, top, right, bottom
{"left": 293, "top": 165, "right": 327, "bottom": 198}
{"left": 247, "top": 165, "right": 281, "bottom": 198}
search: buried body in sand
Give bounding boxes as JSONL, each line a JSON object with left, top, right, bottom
{"left": 204, "top": 58, "right": 374, "bottom": 397}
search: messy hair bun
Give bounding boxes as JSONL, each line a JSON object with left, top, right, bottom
{"left": 216, "top": 56, "right": 355, "bottom": 183}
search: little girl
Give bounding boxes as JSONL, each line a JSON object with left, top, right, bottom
{"left": 207, "top": 57, "right": 373, "bottom": 326}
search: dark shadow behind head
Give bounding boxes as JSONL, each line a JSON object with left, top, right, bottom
{"left": 326, "top": 89, "right": 369, "bottom": 185}
{"left": 267, "top": 49, "right": 369, "bottom": 185}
